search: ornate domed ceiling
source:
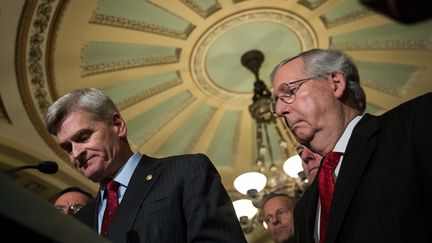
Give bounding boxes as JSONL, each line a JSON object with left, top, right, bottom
{"left": 1, "top": 0, "right": 432, "bottom": 241}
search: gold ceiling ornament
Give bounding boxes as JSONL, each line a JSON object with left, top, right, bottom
{"left": 190, "top": 8, "right": 318, "bottom": 104}
{"left": 232, "top": 50, "right": 307, "bottom": 234}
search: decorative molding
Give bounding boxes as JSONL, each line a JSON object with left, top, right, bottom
{"left": 298, "top": 0, "right": 327, "bottom": 10}
{"left": 25, "top": 0, "right": 58, "bottom": 115}
{"left": 191, "top": 9, "right": 318, "bottom": 103}
{"left": 321, "top": 8, "right": 374, "bottom": 28}
{"left": 185, "top": 106, "right": 217, "bottom": 153}
{"left": 115, "top": 77, "right": 183, "bottom": 111}
{"left": 90, "top": 0, "right": 195, "bottom": 40}
{"left": 331, "top": 40, "right": 432, "bottom": 51}
{"left": 207, "top": 110, "right": 242, "bottom": 167}
{"left": 361, "top": 66, "right": 425, "bottom": 97}
{"left": 89, "top": 13, "right": 194, "bottom": 40}
{"left": 180, "top": 0, "right": 221, "bottom": 18}
{"left": 16, "top": 0, "right": 70, "bottom": 162}
{"left": 0, "top": 95, "right": 11, "bottom": 124}
{"left": 81, "top": 46, "right": 181, "bottom": 76}
{"left": 361, "top": 79, "right": 400, "bottom": 97}
{"left": 132, "top": 91, "right": 197, "bottom": 149}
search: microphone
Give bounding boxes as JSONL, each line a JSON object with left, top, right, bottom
{"left": 2, "top": 161, "right": 59, "bottom": 175}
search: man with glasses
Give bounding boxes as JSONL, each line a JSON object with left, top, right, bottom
{"left": 270, "top": 48, "right": 431, "bottom": 243}
{"left": 54, "top": 186, "right": 94, "bottom": 215}
{"left": 261, "top": 193, "right": 295, "bottom": 243}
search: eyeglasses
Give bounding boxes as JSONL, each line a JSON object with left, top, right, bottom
{"left": 263, "top": 208, "right": 291, "bottom": 224}
{"left": 269, "top": 77, "right": 316, "bottom": 116}
{"left": 55, "top": 204, "right": 84, "bottom": 215}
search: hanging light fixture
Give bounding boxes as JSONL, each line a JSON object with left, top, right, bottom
{"left": 283, "top": 155, "right": 304, "bottom": 178}
{"left": 233, "top": 172, "right": 267, "bottom": 195}
{"left": 232, "top": 50, "right": 307, "bottom": 234}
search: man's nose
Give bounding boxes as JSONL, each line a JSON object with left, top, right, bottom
{"left": 272, "top": 216, "right": 281, "bottom": 225}
{"left": 71, "top": 143, "right": 83, "bottom": 159}
{"left": 275, "top": 101, "right": 291, "bottom": 117}
{"left": 301, "top": 149, "right": 314, "bottom": 163}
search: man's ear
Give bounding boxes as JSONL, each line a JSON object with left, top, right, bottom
{"left": 331, "top": 72, "right": 347, "bottom": 99}
{"left": 112, "top": 113, "right": 127, "bottom": 137}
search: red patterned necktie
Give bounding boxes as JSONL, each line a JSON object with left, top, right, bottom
{"left": 101, "top": 180, "right": 119, "bottom": 237}
{"left": 318, "top": 151, "right": 342, "bottom": 243}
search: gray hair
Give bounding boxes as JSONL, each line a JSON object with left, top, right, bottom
{"left": 44, "top": 88, "right": 118, "bottom": 135}
{"left": 259, "top": 192, "right": 296, "bottom": 222}
{"left": 270, "top": 48, "right": 366, "bottom": 113}
{"left": 260, "top": 192, "right": 295, "bottom": 210}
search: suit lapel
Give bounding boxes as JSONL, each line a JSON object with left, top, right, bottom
{"left": 326, "top": 114, "right": 378, "bottom": 243}
{"left": 295, "top": 177, "right": 319, "bottom": 243}
{"left": 109, "top": 155, "right": 163, "bottom": 242}
{"left": 306, "top": 180, "right": 319, "bottom": 242}
{"left": 74, "top": 194, "right": 100, "bottom": 231}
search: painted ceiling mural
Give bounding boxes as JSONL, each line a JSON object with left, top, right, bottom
{"left": 1, "top": 0, "right": 431, "bottom": 241}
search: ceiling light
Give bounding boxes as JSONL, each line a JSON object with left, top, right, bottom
{"left": 283, "top": 155, "right": 303, "bottom": 178}
{"left": 232, "top": 50, "right": 307, "bottom": 234}
{"left": 234, "top": 172, "right": 267, "bottom": 195}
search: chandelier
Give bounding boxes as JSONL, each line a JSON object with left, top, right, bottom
{"left": 232, "top": 50, "right": 308, "bottom": 233}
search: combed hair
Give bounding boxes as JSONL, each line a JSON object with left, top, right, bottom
{"left": 56, "top": 186, "right": 94, "bottom": 200}
{"left": 44, "top": 88, "right": 118, "bottom": 135}
{"left": 259, "top": 192, "right": 296, "bottom": 222}
{"left": 260, "top": 192, "right": 296, "bottom": 210}
{"left": 269, "top": 48, "right": 366, "bottom": 113}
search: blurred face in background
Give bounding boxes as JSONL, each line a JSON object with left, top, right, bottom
{"left": 54, "top": 191, "right": 91, "bottom": 215}
{"left": 262, "top": 195, "right": 295, "bottom": 243}
{"left": 296, "top": 144, "right": 322, "bottom": 182}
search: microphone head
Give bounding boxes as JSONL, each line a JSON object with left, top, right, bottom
{"left": 37, "top": 161, "right": 59, "bottom": 174}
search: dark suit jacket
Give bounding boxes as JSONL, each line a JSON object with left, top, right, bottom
{"left": 294, "top": 93, "right": 432, "bottom": 243}
{"left": 76, "top": 153, "right": 247, "bottom": 243}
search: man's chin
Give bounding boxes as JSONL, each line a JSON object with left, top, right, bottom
{"left": 309, "top": 169, "right": 318, "bottom": 181}
{"left": 291, "top": 127, "right": 311, "bottom": 144}
{"left": 273, "top": 235, "right": 291, "bottom": 243}
{"left": 272, "top": 230, "right": 293, "bottom": 243}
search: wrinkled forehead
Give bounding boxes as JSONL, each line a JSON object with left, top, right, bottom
{"left": 263, "top": 195, "right": 293, "bottom": 212}
{"left": 273, "top": 58, "right": 306, "bottom": 84}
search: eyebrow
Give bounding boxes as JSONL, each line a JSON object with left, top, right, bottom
{"left": 59, "top": 128, "right": 92, "bottom": 147}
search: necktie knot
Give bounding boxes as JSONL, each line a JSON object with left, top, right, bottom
{"left": 106, "top": 179, "right": 119, "bottom": 193}
{"left": 322, "top": 151, "right": 342, "bottom": 171}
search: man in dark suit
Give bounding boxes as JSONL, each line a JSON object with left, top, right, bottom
{"left": 44, "top": 88, "right": 247, "bottom": 243}
{"left": 269, "top": 48, "right": 432, "bottom": 243}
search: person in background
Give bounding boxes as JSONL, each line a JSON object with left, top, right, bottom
{"left": 54, "top": 186, "right": 94, "bottom": 215}
{"left": 261, "top": 193, "right": 295, "bottom": 243}
{"left": 270, "top": 48, "right": 432, "bottom": 243}
{"left": 295, "top": 143, "right": 322, "bottom": 183}
{"left": 359, "top": 0, "right": 432, "bottom": 23}
{"left": 44, "top": 88, "right": 247, "bottom": 243}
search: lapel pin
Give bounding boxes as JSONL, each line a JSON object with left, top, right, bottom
{"left": 146, "top": 174, "right": 152, "bottom": 181}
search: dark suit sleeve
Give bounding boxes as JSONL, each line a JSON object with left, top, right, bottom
{"left": 413, "top": 93, "right": 432, "bottom": 191}
{"left": 181, "top": 154, "right": 247, "bottom": 242}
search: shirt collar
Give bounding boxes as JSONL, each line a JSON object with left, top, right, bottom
{"left": 112, "top": 152, "right": 142, "bottom": 188}
{"left": 333, "top": 115, "right": 363, "bottom": 153}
